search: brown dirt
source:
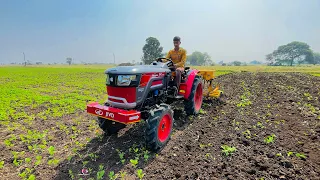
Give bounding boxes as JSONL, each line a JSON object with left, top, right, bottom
{"left": 53, "top": 72, "right": 320, "bottom": 180}
{"left": 140, "top": 72, "right": 320, "bottom": 180}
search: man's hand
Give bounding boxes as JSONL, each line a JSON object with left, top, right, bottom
{"left": 173, "top": 64, "right": 184, "bottom": 71}
{"left": 176, "top": 67, "right": 184, "bottom": 72}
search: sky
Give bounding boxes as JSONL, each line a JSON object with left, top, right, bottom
{"left": 0, "top": 0, "right": 320, "bottom": 64}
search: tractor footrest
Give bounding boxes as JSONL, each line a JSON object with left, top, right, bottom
{"left": 86, "top": 102, "right": 141, "bottom": 124}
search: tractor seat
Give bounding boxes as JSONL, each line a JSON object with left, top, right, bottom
{"left": 184, "top": 67, "right": 190, "bottom": 71}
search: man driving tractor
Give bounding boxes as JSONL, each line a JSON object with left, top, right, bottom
{"left": 87, "top": 35, "right": 222, "bottom": 151}
{"left": 166, "top": 36, "right": 187, "bottom": 91}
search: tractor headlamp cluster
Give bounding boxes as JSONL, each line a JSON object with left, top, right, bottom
{"left": 106, "top": 74, "right": 110, "bottom": 84}
{"left": 116, "top": 75, "right": 137, "bottom": 86}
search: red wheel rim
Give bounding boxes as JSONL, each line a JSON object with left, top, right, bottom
{"left": 194, "top": 83, "right": 203, "bottom": 111}
{"left": 157, "top": 114, "right": 172, "bottom": 142}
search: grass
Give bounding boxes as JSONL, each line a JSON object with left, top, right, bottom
{"left": 0, "top": 66, "right": 108, "bottom": 122}
{"left": 136, "top": 169, "right": 145, "bottom": 180}
{"left": 0, "top": 66, "right": 109, "bottom": 179}
{"left": 221, "top": 145, "right": 237, "bottom": 156}
{"left": 295, "top": 153, "right": 307, "bottom": 159}
{"left": 264, "top": 134, "right": 276, "bottom": 144}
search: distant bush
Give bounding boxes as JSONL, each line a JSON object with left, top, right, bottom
{"left": 233, "top": 61, "right": 242, "bottom": 66}
{"left": 118, "top": 63, "right": 135, "bottom": 66}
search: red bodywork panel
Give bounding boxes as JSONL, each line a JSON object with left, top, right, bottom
{"left": 87, "top": 102, "right": 141, "bottom": 124}
{"left": 107, "top": 86, "right": 136, "bottom": 103}
{"left": 151, "top": 80, "right": 163, "bottom": 86}
{"left": 182, "top": 70, "right": 199, "bottom": 99}
{"left": 178, "top": 83, "right": 187, "bottom": 96}
{"left": 140, "top": 72, "right": 166, "bottom": 87}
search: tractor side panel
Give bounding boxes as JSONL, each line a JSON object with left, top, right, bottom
{"left": 136, "top": 72, "right": 167, "bottom": 105}
{"left": 178, "top": 83, "right": 187, "bottom": 96}
{"left": 184, "top": 70, "right": 199, "bottom": 99}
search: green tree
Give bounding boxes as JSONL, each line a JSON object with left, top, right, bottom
{"left": 66, "top": 57, "right": 72, "bottom": 65}
{"left": 313, "top": 52, "right": 320, "bottom": 64}
{"left": 187, "top": 51, "right": 212, "bottom": 66}
{"left": 266, "top": 41, "right": 313, "bottom": 66}
{"left": 304, "top": 51, "right": 314, "bottom": 65}
{"left": 142, "top": 37, "right": 163, "bottom": 64}
{"left": 232, "top": 61, "right": 242, "bottom": 66}
{"left": 249, "top": 60, "right": 262, "bottom": 65}
{"left": 203, "top": 52, "right": 213, "bottom": 65}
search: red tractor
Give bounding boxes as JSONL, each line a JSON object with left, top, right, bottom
{"left": 87, "top": 58, "right": 220, "bottom": 151}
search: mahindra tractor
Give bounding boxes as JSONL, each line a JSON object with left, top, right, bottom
{"left": 86, "top": 58, "right": 222, "bottom": 151}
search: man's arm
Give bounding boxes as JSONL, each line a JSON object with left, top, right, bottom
{"left": 161, "top": 51, "right": 171, "bottom": 63}
{"left": 165, "top": 51, "right": 171, "bottom": 59}
{"left": 175, "top": 49, "right": 187, "bottom": 68}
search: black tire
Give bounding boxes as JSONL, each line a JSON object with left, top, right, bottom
{"left": 184, "top": 76, "right": 203, "bottom": 116}
{"left": 97, "top": 117, "right": 126, "bottom": 135}
{"left": 145, "top": 104, "right": 174, "bottom": 151}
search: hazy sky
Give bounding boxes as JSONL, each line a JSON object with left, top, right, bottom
{"left": 1, "top": 0, "right": 320, "bottom": 64}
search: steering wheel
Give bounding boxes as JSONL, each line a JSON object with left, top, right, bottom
{"left": 156, "top": 57, "right": 171, "bottom": 63}
{"left": 156, "top": 58, "right": 175, "bottom": 69}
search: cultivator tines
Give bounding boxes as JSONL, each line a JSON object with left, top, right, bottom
{"left": 198, "top": 70, "right": 223, "bottom": 98}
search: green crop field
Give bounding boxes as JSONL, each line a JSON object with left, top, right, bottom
{"left": 0, "top": 65, "right": 319, "bottom": 179}
{"left": 0, "top": 66, "right": 111, "bottom": 179}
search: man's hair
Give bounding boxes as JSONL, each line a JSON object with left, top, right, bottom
{"left": 173, "top": 36, "right": 181, "bottom": 42}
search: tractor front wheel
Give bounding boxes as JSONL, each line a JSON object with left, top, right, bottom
{"left": 97, "top": 117, "right": 126, "bottom": 135}
{"left": 184, "top": 76, "right": 203, "bottom": 115}
{"left": 145, "top": 104, "right": 174, "bottom": 151}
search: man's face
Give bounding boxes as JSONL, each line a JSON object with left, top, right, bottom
{"left": 173, "top": 41, "right": 180, "bottom": 48}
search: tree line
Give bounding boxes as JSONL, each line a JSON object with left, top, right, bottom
{"left": 141, "top": 37, "right": 213, "bottom": 66}
{"left": 142, "top": 37, "right": 320, "bottom": 66}
{"left": 266, "top": 41, "right": 320, "bottom": 66}
{"left": 18, "top": 38, "right": 320, "bottom": 66}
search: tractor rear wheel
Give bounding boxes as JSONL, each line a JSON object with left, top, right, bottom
{"left": 97, "top": 117, "right": 126, "bottom": 135}
{"left": 184, "top": 76, "right": 203, "bottom": 115}
{"left": 145, "top": 104, "right": 174, "bottom": 151}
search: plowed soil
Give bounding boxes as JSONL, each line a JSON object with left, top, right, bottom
{"left": 55, "top": 72, "right": 320, "bottom": 180}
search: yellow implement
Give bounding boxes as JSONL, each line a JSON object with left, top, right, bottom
{"left": 197, "top": 70, "right": 223, "bottom": 98}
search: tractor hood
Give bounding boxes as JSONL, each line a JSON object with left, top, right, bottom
{"left": 105, "top": 65, "right": 171, "bottom": 75}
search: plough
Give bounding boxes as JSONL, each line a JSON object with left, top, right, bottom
{"left": 197, "top": 70, "right": 223, "bottom": 98}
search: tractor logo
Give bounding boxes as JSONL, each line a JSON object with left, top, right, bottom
{"left": 106, "top": 112, "right": 115, "bottom": 119}
{"left": 129, "top": 115, "right": 139, "bottom": 121}
{"left": 95, "top": 109, "right": 103, "bottom": 116}
{"left": 152, "top": 73, "right": 165, "bottom": 77}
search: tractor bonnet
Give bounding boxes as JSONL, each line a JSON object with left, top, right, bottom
{"left": 105, "top": 65, "right": 171, "bottom": 75}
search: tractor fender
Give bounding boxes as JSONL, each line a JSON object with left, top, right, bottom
{"left": 184, "top": 69, "right": 199, "bottom": 99}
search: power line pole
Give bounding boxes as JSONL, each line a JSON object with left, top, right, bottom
{"left": 113, "top": 53, "right": 115, "bottom": 64}
{"left": 23, "top": 52, "right": 26, "bottom": 66}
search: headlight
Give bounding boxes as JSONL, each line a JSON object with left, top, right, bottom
{"left": 106, "top": 74, "right": 110, "bottom": 84}
{"left": 117, "top": 75, "right": 137, "bottom": 86}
